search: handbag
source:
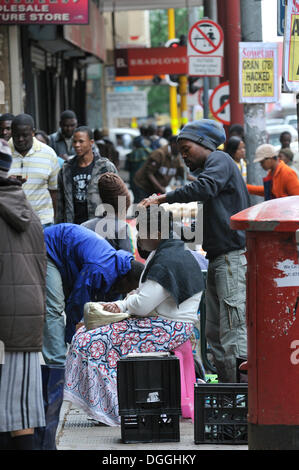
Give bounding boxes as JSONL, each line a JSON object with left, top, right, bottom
{"left": 83, "top": 302, "right": 130, "bottom": 331}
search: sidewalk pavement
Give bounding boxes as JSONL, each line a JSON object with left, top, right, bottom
{"left": 56, "top": 400, "right": 248, "bottom": 452}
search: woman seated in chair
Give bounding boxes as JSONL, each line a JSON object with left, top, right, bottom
{"left": 64, "top": 205, "right": 204, "bottom": 426}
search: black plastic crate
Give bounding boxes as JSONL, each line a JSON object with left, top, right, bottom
{"left": 121, "top": 413, "right": 180, "bottom": 443}
{"left": 117, "top": 353, "right": 181, "bottom": 416}
{"left": 194, "top": 383, "right": 248, "bottom": 445}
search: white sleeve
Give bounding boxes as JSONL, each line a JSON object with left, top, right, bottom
{"left": 116, "top": 279, "right": 170, "bottom": 317}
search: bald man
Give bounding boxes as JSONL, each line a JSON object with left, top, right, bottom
{"left": 8, "top": 113, "right": 60, "bottom": 227}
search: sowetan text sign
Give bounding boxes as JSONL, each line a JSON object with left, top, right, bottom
{"left": 238, "top": 42, "right": 279, "bottom": 103}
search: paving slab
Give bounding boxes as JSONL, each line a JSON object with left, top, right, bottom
{"left": 56, "top": 401, "right": 248, "bottom": 452}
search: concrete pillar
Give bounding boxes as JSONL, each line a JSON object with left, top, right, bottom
{"left": 8, "top": 26, "right": 23, "bottom": 115}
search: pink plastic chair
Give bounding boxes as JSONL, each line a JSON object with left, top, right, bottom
{"left": 173, "top": 339, "right": 196, "bottom": 421}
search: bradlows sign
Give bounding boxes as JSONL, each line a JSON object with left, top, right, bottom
{"left": 0, "top": 0, "right": 89, "bottom": 24}
{"left": 115, "top": 47, "right": 187, "bottom": 77}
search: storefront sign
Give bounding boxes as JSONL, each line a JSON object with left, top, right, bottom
{"left": 114, "top": 47, "right": 187, "bottom": 77}
{"left": 282, "top": 0, "right": 299, "bottom": 92}
{"left": 238, "top": 42, "right": 279, "bottom": 103}
{"left": 107, "top": 91, "right": 148, "bottom": 118}
{"left": 0, "top": 0, "right": 89, "bottom": 25}
{"left": 64, "top": 1, "right": 105, "bottom": 61}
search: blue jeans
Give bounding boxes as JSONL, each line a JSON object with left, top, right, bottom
{"left": 42, "top": 258, "right": 67, "bottom": 366}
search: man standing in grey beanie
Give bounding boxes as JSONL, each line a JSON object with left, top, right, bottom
{"left": 140, "top": 119, "right": 250, "bottom": 383}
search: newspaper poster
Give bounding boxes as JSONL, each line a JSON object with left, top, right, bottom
{"left": 239, "top": 42, "right": 279, "bottom": 103}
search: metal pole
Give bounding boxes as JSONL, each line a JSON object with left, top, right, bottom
{"left": 179, "top": 74, "right": 188, "bottom": 128}
{"left": 204, "top": 0, "right": 219, "bottom": 91}
{"left": 168, "top": 9, "right": 179, "bottom": 135}
{"left": 203, "top": 76, "right": 209, "bottom": 119}
{"left": 240, "top": 0, "right": 266, "bottom": 198}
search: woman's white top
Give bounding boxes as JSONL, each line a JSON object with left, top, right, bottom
{"left": 115, "top": 250, "right": 202, "bottom": 324}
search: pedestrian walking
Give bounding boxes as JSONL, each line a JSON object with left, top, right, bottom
{"left": 8, "top": 113, "right": 60, "bottom": 228}
{"left": 133, "top": 135, "right": 187, "bottom": 203}
{"left": 225, "top": 135, "right": 247, "bottom": 182}
{"left": 0, "top": 113, "right": 14, "bottom": 141}
{"left": 278, "top": 147, "right": 299, "bottom": 178}
{"left": 125, "top": 135, "right": 151, "bottom": 203}
{"left": 0, "top": 139, "right": 47, "bottom": 450}
{"left": 94, "top": 128, "right": 120, "bottom": 169}
{"left": 56, "top": 126, "right": 118, "bottom": 225}
{"left": 140, "top": 119, "right": 250, "bottom": 383}
{"left": 49, "top": 109, "right": 78, "bottom": 161}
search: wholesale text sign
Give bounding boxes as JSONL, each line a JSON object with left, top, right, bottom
{"left": 0, "top": 0, "right": 89, "bottom": 24}
{"left": 282, "top": 0, "right": 299, "bottom": 92}
{"left": 238, "top": 42, "right": 279, "bottom": 103}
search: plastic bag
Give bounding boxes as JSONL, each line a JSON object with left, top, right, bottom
{"left": 83, "top": 302, "right": 130, "bottom": 331}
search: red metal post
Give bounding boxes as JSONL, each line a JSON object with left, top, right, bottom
{"left": 217, "top": 0, "right": 244, "bottom": 128}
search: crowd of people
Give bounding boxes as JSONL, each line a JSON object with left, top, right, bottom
{"left": 0, "top": 109, "right": 299, "bottom": 450}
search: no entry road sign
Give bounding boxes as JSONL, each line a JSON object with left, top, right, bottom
{"left": 188, "top": 19, "right": 224, "bottom": 55}
{"left": 209, "top": 81, "right": 230, "bottom": 125}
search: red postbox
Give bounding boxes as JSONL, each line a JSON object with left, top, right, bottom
{"left": 231, "top": 196, "right": 299, "bottom": 450}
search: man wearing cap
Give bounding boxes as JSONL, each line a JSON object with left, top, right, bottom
{"left": 247, "top": 143, "right": 299, "bottom": 200}
{"left": 140, "top": 119, "right": 250, "bottom": 383}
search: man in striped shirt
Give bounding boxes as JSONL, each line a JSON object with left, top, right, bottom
{"left": 8, "top": 114, "right": 60, "bottom": 227}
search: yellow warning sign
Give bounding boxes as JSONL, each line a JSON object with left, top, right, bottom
{"left": 242, "top": 57, "right": 274, "bottom": 97}
{"left": 239, "top": 42, "right": 278, "bottom": 103}
{"left": 288, "top": 14, "right": 299, "bottom": 82}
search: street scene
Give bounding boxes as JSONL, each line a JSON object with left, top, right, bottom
{"left": 0, "top": 0, "right": 299, "bottom": 457}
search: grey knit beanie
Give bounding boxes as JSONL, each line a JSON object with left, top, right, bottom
{"left": 177, "top": 119, "right": 226, "bottom": 151}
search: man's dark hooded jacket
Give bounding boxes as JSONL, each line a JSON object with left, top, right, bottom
{"left": 0, "top": 175, "right": 47, "bottom": 351}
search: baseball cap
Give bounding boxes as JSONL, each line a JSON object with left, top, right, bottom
{"left": 254, "top": 144, "right": 278, "bottom": 163}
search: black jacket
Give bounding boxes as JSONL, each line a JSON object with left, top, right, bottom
{"left": 166, "top": 151, "right": 250, "bottom": 260}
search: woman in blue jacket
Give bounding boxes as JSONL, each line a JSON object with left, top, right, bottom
{"left": 43, "top": 223, "right": 143, "bottom": 365}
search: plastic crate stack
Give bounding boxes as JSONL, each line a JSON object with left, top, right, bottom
{"left": 117, "top": 353, "right": 181, "bottom": 443}
{"left": 194, "top": 383, "right": 248, "bottom": 445}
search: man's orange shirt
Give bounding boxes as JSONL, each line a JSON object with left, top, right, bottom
{"left": 247, "top": 160, "right": 299, "bottom": 198}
